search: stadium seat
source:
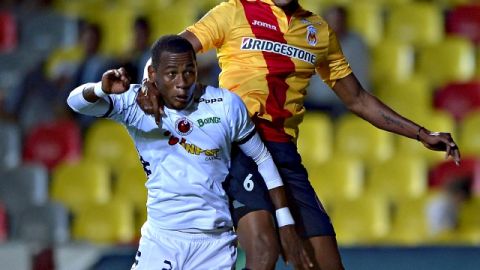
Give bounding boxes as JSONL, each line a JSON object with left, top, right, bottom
{"left": 0, "top": 203, "right": 7, "bottom": 242}
{"left": 0, "top": 120, "right": 21, "bottom": 169}
{"left": 72, "top": 200, "right": 135, "bottom": 244}
{"left": 434, "top": 80, "right": 480, "bottom": 122}
{"left": 428, "top": 157, "right": 480, "bottom": 195}
{"left": 364, "top": 154, "right": 428, "bottom": 204}
{"left": 459, "top": 111, "right": 480, "bottom": 157}
{"left": 297, "top": 112, "right": 333, "bottom": 170}
{"left": 329, "top": 195, "right": 390, "bottom": 245}
{"left": 370, "top": 40, "right": 415, "bottom": 86}
{"left": 23, "top": 119, "right": 82, "bottom": 171}
{"left": 385, "top": 2, "right": 443, "bottom": 47}
{"left": 113, "top": 165, "right": 147, "bottom": 211}
{"left": 12, "top": 201, "right": 70, "bottom": 246}
{"left": 334, "top": 114, "right": 394, "bottom": 166}
{"left": 346, "top": 2, "right": 382, "bottom": 46}
{"left": 0, "top": 10, "right": 17, "bottom": 53}
{"left": 0, "top": 164, "right": 49, "bottom": 215}
{"left": 84, "top": 119, "right": 139, "bottom": 177}
{"left": 396, "top": 111, "right": 456, "bottom": 165}
{"left": 384, "top": 196, "right": 430, "bottom": 245}
{"left": 375, "top": 76, "right": 432, "bottom": 121}
{"left": 457, "top": 198, "right": 480, "bottom": 244}
{"left": 446, "top": 4, "right": 480, "bottom": 45}
{"left": 147, "top": 0, "right": 196, "bottom": 42}
{"left": 416, "top": 36, "right": 475, "bottom": 87}
{"left": 50, "top": 159, "right": 111, "bottom": 214}
{"left": 308, "top": 156, "right": 364, "bottom": 207}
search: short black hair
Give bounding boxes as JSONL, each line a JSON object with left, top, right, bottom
{"left": 151, "top": 35, "right": 196, "bottom": 69}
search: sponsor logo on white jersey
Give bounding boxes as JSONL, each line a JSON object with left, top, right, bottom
{"left": 240, "top": 37, "right": 316, "bottom": 65}
{"left": 251, "top": 20, "right": 277, "bottom": 31}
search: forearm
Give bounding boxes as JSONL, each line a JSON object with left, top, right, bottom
{"left": 350, "top": 90, "right": 424, "bottom": 140}
{"left": 67, "top": 82, "right": 111, "bottom": 116}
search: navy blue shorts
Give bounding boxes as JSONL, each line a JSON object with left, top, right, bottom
{"left": 223, "top": 141, "right": 335, "bottom": 238}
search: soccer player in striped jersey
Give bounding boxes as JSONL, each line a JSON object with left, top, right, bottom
{"left": 67, "top": 35, "right": 312, "bottom": 270}
{"left": 138, "top": 1, "right": 461, "bottom": 269}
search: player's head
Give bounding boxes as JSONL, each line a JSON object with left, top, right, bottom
{"left": 148, "top": 35, "right": 197, "bottom": 110}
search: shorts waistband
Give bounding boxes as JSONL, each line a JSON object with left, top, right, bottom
{"left": 142, "top": 221, "right": 235, "bottom": 242}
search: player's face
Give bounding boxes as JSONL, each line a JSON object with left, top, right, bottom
{"left": 153, "top": 51, "right": 197, "bottom": 110}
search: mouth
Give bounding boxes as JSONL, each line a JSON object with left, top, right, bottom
{"left": 175, "top": 95, "right": 190, "bottom": 103}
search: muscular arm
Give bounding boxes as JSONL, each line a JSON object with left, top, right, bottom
{"left": 180, "top": 30, "right": 202, "bottom": 52}
{"left": 333, "top": 73, "right": 421, "bottom": 139}
{"left": 67, "top": 82, "right": 111, "bottom": 116}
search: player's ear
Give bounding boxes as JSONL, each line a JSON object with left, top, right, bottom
{"left": 147, "top": 64, "right": 156, "bottom": 81}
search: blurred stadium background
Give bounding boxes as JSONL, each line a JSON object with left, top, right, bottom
{"left": 0, "top": 0, "right": 480, "bottom": 269}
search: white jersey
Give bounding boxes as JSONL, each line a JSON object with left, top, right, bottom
{"left": 72, "top": 84, "right": 255, "bottom": 231}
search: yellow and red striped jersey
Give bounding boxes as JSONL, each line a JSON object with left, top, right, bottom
{"left": 186, "top": 0, "right": 352, "bottom": 141}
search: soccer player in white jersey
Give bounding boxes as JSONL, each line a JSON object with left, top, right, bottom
{"left": 67, "top": 35, "right": 312, "bottom": 270}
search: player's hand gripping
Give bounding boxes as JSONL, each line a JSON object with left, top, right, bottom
{"left": 136, "top": 78, "right": 164, "bottom": 124}
{"left": 279, "top": 225, "right": 313, "bottom": 269}
{"left": 101, "top": 67, "right": 131, "bottom": 94}
{"left": 417, "top": 127, "right": 461, "bottom": 165}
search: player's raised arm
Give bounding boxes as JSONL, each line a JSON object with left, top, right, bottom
{"left": 237, "top": 132, "right": 313, "bottom": 269}
{"left": 67, "top": 67, "right": 131, "bottom": 116}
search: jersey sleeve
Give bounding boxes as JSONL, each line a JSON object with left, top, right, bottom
{"left": 67, "top": 82, "right": 143, "bottom": 125}
{"left": 185, "top": 0, "right": 234, "bottom": 53}
{"left": 315, "top": 25, "right": 353, "bottom": 88}
{"left": 224, "top": 90, "right": 256, "bottom": 143}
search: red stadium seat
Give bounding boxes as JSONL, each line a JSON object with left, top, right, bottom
{"left": 23, "top": 119, "right": 82, "bottom": 171}
{"left": 0, "top": 11, "right": 17, "bottom": 53}
{"left": 434, "top": 80, "right": 480, "bottom": 122}
{"left": 0, "top": 203, "right": 7, "bottom": 242}
{"left": 446, "top": 4, "right": 480, "bottom": 45}
{"left": 429, "top": 157, "right": 480, "bottom": 195}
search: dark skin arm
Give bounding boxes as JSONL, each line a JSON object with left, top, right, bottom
{"left": 268, "top": 187, "right": 313, "bottom": 269}
{"left": 333, "top": 73, "right": 461, "bottom": 164}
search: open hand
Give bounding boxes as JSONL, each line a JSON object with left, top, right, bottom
{"left": 278, "top": 225, "right": 313, "bottom": 269}
{"left": 136, "top": 79, "right": 164, "bottom": 125}
{"left": 101, "top": 67, "right": 130, "bottom": 94}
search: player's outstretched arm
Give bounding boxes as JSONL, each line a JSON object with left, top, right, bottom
{"left": 332, "top": 73, "right": 461, "bottom": 165}
{"left": 238, "top": 132, "right": 313, "bottom": 269}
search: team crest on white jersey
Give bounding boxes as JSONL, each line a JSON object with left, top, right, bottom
{"left": 306, "top": 25, "right": 317, "bottom": 46}
{"left": 175, "top": 117, "right": 193, "bottom": 136}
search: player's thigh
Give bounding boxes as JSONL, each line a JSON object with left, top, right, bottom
{"left": 264, "top": 141, "right": 335, "bottom": 238}
{"left": 224, "top": 145, "right": 274, "bottom": 226}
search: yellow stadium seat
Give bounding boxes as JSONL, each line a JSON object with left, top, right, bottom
{"left": 370, "top": 40, "right": 415, "bottom": 86}
{"left": 72, "top": 200, "right": 135, "bottom": 244}
{"left": 51, "top": 160, "right": 110, "bottom": 214}
{"left": 365, "top": 155, "right": 428, "bottom": 204}
{"left": 457, "top": 198, "right": 480, "bottom": 244}
{"left": 330, "top": 195, "right": 390, "bottom": 245}
{"left": 309, "top": 156, "right": 364, "bottom": 207}
{"left": 385, "top": 2, "right": 443, "bottom": 47}
{"left": 397, "top": 111, "right": 457, "bottom": 165}
{"left": 334, "top": 114, "right": 394, "bottom": 166}
{"left": 114, "top": 165, "right": 148, "bottom": 211}
{"left": 416, "top": 36, "right": 476, "bottom": 87}
{"left": 459, "top": 111, "right": 480, "bottom": 156}
{"left": 84, "top": 119, "right": 139, "bottom": 177}
{"left": 96, "top": 6, "right": 136, "bottom": 57}
{"left": 375, "top": 76, "right": 432, "bottom": 121}
{"left": 297, "top": 112, "right": 333, "bottom": 170}
{"left": 384, "top": 196, "right": 430, "bottom": 245}
{"left": 147, "top": 0, "right": 196, "bottom": 41}
{"left": 346, "top": 2, "right": 383, "bottom": 46}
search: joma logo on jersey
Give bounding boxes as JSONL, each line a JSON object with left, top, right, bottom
{"left": 164, "top": 131, "right": 220, "bottom": 160}
{"left": 251, "top": 20, "right": 277, "bottom": 31}
{"left": 241, "top": 37, "right": 316, "bottom": 65}
{"left": 197, "top": 117, "right": 221, "bottom": 127}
